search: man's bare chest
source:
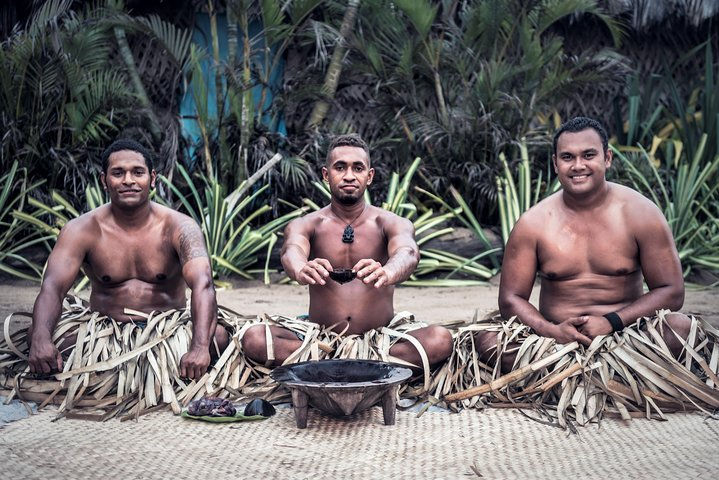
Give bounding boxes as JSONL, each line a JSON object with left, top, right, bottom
{"left": 84, "top": 228, "right": 180, "bottom": 284}
{"left": 536, "top": 217, "right": 639, "bottom": 279}
{"left": 311, "top": 221, "right": 388, "bottom": 267}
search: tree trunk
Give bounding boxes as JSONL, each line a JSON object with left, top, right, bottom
{"left": 208, "top": 0, "right": 231, "bottom": 182}
{"left": 113, "top": 26, "right": 162, "bottom": 142}
{"left": 306, "top": 0, "right": 360, "bottom": 130}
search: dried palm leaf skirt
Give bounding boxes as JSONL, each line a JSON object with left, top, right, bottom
{"left": 2, "top": 296, "right": 717, "bottom": 426}
{"left": 0, "top": 297, "right": 436, "bottom": 420}
{"left": 443, "top": 310, "right": 719, "bottom": 427}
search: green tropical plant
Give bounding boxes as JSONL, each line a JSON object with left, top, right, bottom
{"left": 0, "top": 0, "right": 130, "bottom": 191}
{"left": 187, "top": 0, "right": 323, "bottom": 198}
{"left": 609, "top": 40, "right": 719, "bottom": 277}
{"left": 13, "top": 179, "right": 106, "bottom": 236}
{"left": 663, "top": 42, "right": 719, "bottom": 176}
{"left": 0, "top": 1, "right": 194, "bottom": 204}
{"left": 379, "top": 159, "right": 498, "bottom": 284}
{"left": 312, "top": 0, "right": 627, "bottom": 222}
{"left": 157, "top": 164, "right": 309, "bottom": 285}
{"left": 11, "top": 179, "right": 106, "bottom": 289}
{"left": 306, "top": 0, "right": 360, "bottom": 128}
{"left": 0, "top": 162, "right": 50, "bottom": 281}
{"left": 612, "top": 41, "right": 717, "bottom": 167}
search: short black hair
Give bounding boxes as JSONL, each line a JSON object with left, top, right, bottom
{"left": 101, "top": 139, "right": 155, "bottom": 174}
{"left": 326, "top": 133, "right": 371, "bottom": 166}
{"left": 552, "top": 117, "right": 609, "bottom": 154}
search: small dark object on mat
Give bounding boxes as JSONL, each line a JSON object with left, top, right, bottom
{"left": 244, "top": 398, "right": 276, "bottom": 417}
{"left": 187, "top": 397, "right": 237, "bottom": 417}
{"left": 329, "top": 268, "right": 356, "bottom": 284}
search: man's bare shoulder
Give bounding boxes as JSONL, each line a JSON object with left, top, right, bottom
{"left": 61, "top": 204, "right": 109, "bottom": 236}
{"left": 150, "top": 202, "right": 198, "bottom": 228}
{"left": 609, "top": 182, "right": 658, "bottom": 207}
{"left": 372, "top": 205, "right": 413, "bottom": 229}
{"left": 287, "top": 207, "right": 328, "bottom": 230}
{"left": 609, "top": 182, "right": 667, "bottom": 223}
{"left": 515, "top": 191, "right": 563, "bottom": 226}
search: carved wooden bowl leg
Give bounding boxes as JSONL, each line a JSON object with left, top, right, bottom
{"left": 292, "top": 388, "right": 309, "bottom": 428}
{"left": 381, "top": 385, "right": 399, "bottom": 425}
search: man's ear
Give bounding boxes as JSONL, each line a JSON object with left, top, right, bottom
{"left": 100, "top": 172, "right": 107, "bottom": 190}
{"left": 367, "top": 167, "right": 375, "bottom": 185}
{"left": 321, "top": 166, "right": 329, "bottom": 183}
{"left": 605, "top": 149, "right": 613, "bottom": 169}
{"left": 551, "top": 155, "right": 558, "bottom": 174}
{"left": 150, "top": 169, "right": 156, "bottom": 188}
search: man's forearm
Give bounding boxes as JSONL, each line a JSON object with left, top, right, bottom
{"left": 383, "top": 246, "right": 419, "bottom": 284}
{"left": 189, "top": 286, "right": 217, "bottom": 350}
{"left": 614, "top": 286, "right": 684, "bottom": 327}
{"left": 281, "top": 244, "right": 309, "bottom": 281}
{"left": 31, "top": 291, "right": 63, "bottom": 343}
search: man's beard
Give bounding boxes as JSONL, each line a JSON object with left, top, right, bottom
{"left": 334, "top": 190, "right": 362, "bottom": 205}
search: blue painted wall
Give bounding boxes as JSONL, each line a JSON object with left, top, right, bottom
{"left": 180, "top": 13, "right": 287, "bottom": 165}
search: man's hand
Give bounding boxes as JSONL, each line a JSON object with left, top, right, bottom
{"left": 577, "top": 315, "right": 613, "bottom": 339}
{"left": 548, "top": 317, "right": 592, "bottom": 346}
{"left": 180, "top": 347, "right": 211, "bottom": 380}
{"left": 296, "top": 258, "right": 333, "bottom": 286}
{"left": 28, "top": 339, "right": 63, "bottom": 374}
{"left": 354, "top": 259, "right": 392, "bottom": 288}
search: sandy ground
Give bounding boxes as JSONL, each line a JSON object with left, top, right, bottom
{"left": 2, "top": 277, "right": 718, "bottom": 329}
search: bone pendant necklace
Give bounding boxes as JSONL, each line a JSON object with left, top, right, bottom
{"left": 340, "top": 205, "right": 366, "bottom": 244}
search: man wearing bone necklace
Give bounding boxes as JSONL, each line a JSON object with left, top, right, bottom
{"left": 241, "top": 134, "right": 453, "bottom": 371}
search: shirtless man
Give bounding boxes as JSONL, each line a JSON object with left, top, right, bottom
{"left": 478, "top": 116, "right": 689, "bottom": 369}
{"left": 28, "top": 139, "right": 227, "bottom": 380}
{"left": 241, "top": 134, "right": 453, "bottom": 369}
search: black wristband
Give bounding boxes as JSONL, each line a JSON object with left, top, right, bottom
{"left": 603, "top": 312, "right": 624, "bottom": 332}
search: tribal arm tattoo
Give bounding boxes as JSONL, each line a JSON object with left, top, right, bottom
{"left": 178, "top": 221, "right": 209, "bottom": 265}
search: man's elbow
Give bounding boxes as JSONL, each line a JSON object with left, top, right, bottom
{"left": 498, "top": 291, "right": 522, "bottom": 319}
{"left": 498, "top": 297, "right": 513, "bottom": 319}
{"left": 666, "top": 284, "right": 685, "bottom": 311}
{"left": 403, "top": 247, "right": 420, "bottom": 279}
{"left": 191, "top": 276, "right": 216, "bottom": 297}
{"left": 280, "top": 255, "right": 297, "bottom": 281}
{"left": 409, "top": 247, "right": 420, "bottom": 269}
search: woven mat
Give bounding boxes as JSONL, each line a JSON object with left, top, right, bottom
{"left": 2, "top": 407, "right": 718, "bottom": 479}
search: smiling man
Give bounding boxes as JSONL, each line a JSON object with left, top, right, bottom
{"left": 476, "top": 116, "right": 691, "bottom": 370}
{"left": 27, "top": 138, "right": 227, "bottom": 380}
{"left": 241, "top": 134, "right": 453, "bottom": 371}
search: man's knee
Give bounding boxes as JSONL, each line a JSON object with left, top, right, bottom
{"left": 474, "top": 330, "right": 497, "bottom": 358}
{"left": 212, "top": 324, "right": 230, "bottom": 355}
{"left": 664, "top": 312, "right": 691, "bottom": 336}
{"left": 407, "top": 325, "right": 453, "bottom": 365}
{"left": 661, "top": 312, "right": 691, "bottom": 357}
{"left": 474, "top": 330, "right": 515, "bottom": 373}
{"left": 423, "top": 325, "right": 453, "bottom": 363}
{"left": 240, "top": 325, "right": 267, "bottom": 361}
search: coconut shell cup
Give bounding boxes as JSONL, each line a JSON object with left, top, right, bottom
{"left": 329, "top": 268, "right": 357, "bottom": 284}
{"left": 243, "top": 398, "right": 276, "bottom": 417}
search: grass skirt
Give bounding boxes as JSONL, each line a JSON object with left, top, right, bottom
{"left": 442, "top": 311, "right": 719, "bottom": 429}
{"left": 2, "top": 297, "right": 717, "bottom": 427}
{"left": 0, "top": 297, "right": 437, "bottom": 420}
{"left": 0, "top": 296, "right": 253, "bottom": 420}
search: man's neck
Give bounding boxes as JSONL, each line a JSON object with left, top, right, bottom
{"left": 330, "top": 200, "right": 366, "bottom": 224}
{"left": 109, "top": 201, "right": 153, "bottom": 229}
{"left": 562, "top": 182, "right": 611, "bottom": 212}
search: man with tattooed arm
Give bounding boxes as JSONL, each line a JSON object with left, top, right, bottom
{"left": 27, "top": 139, "right": 226, "bottom": 380}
